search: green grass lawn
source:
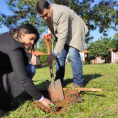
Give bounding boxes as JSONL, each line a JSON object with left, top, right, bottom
{"left": 0, "top": 63, "right": 118, "bottom": 118}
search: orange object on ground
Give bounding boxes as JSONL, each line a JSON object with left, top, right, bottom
{"left": 63, "top": 88, "right": 103, "bottom": 92}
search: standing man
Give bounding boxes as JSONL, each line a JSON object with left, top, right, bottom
{"left": 36, "top": 0, "right": 88, "bottom": 88}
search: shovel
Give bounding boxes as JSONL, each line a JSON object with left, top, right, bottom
{"left": 43, "top": 34, "right": 64, "bottom": 101}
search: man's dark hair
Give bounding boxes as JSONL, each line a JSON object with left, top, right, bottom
{"left": 36, "top": 0, "right": 50, "bottom": 13}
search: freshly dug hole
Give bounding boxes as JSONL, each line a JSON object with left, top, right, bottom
{"left": 32, "top": 89, "right": 83, "bottom": 114}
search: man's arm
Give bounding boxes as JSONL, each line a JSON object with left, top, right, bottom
{"left": 53, "top": 12, "right": 69, "bottom": 54}
{"left": 8, "top": 48, "right": 43, "bottom": 100}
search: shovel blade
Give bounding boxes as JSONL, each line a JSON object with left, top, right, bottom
{"left": 46, "top": 79, "right": 64, "bottom": 101}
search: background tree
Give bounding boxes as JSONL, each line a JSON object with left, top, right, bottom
{"left": 109, "top": 38, "right": 118, "bottom": 49}
{"left": 0, "top": 15, "right": 2, "bottom": 28}
{"left": 38, "top": 38, "right": 47, "bottom": 53}
{"left": 0, "top": 0, "right": 118, "bottom": 43}
{"left": 87, "top": 38, "right": 111, "bottom": 62}
{"left": 113, "top": 33, "right": 118, "bottom": 49}
{"left": 38, "top": 36, "right": 56, "bottom": 53}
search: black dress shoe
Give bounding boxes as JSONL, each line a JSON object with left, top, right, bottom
{"left": 1, "top": 102, "right": 18, "bottom": 111}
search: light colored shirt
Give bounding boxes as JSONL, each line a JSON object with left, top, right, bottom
{"left": 37, "top": 95, "right": 44, "bottom": 102}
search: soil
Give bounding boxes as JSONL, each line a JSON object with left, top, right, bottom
{"left": 32, "top": 89, "right": 83, "bottom": 114}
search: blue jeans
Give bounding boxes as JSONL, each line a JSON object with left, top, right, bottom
{"left": 26, "top": 64, "right": 36, "bottom": 79}
{"left": 55, "top": 44, "right": 83, "bottom": 86}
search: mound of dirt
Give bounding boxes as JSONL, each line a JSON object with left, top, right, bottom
{"left": 32, "top": 89, "right": 83, "bottom": 114}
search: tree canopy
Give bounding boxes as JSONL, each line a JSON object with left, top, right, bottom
{"left": 0, "top": 0, "right": 118, "bottom": 43}
{"left": 87, "top": 37, "right": 118, "bottom": 62}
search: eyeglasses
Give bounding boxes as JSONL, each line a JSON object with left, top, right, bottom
{"left": 40, "top": 11, "right": 48, "bottom": 18}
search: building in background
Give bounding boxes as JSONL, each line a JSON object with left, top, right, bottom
{"left": 27, "top": 51, "right": 47, "bottom": 68}
{"left": 110, "top": 49, "right": 118, "bottom": 63}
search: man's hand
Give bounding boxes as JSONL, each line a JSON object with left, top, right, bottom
{"left": 37, "top": 98, "right": 54, "bottom": 109}
{"left": 47, "top": 54, "right": 56, "bottom": 64}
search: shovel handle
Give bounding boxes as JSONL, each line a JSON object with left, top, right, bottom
{"left": 49, "top": 64, "right": 54, "bottom": 78}
{"left": 43, "top": 34, "right": 55, "bottom": 84}
{"left": 49, "top": 62, "right": 55, "bottom": 87}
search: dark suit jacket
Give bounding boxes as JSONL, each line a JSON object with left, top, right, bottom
{"left": 0, "top": 32, "right": 42, "bottom": 101}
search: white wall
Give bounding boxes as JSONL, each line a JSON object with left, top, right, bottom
{"left": 79, "top": 52, "right": 85, "bottom": 61}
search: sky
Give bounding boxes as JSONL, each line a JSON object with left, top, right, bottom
{"left": 0, "top": 0, "right": 117, "bottom": 42}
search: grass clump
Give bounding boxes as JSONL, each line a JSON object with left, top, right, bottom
{"left": 1, "top": 63, "right": 118, "bottom": 118}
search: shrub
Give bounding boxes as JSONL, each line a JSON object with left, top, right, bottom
{"left": 83, "top": 60, "right": 92, "bottom": 65}
{"left": 39, "top": 55, "right": 48, "bottom": 65}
